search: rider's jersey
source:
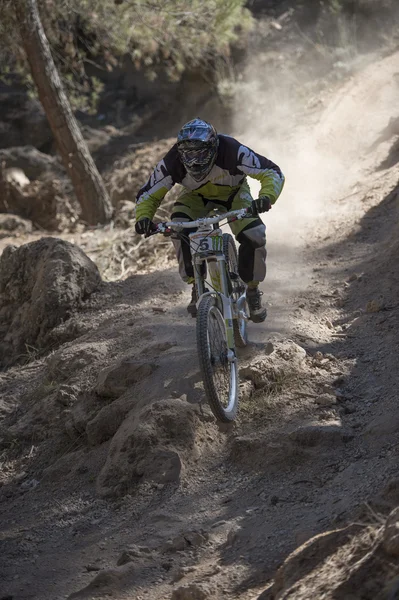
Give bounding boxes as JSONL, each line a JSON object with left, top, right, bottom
{"left": 135, "top": 134, "right": 285, "bottom": 221}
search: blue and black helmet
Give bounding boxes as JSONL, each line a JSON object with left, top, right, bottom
{"left": 177, "top": 118, "right": 218, "bottom": 181}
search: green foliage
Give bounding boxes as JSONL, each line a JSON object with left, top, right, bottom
{"left": 0, "top": 0, "right": 252, "bottom": 112}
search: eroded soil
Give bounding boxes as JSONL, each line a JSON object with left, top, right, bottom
{"left": 1, "top": 49, "right": 399, "bottom": 600}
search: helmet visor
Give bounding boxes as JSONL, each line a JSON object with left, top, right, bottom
{"left": 178, "top": 141, "right": 214, "bottom": 167}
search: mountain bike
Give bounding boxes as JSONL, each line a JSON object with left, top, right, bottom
{"left": 148, "top": 207, "right": 253, "bottom": 422}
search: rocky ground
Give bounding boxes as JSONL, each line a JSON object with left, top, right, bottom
{"left": 1, "top": 42, "right": 399, "bottom": 600}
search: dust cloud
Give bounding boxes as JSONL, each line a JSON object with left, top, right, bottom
{"left": 234, "top": 46, "right": 399, "bottom": 242}
{"left": 231, "top": 17, "right": 399, "bottom": 331}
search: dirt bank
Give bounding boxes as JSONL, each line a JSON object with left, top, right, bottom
{"left": 1, "top": 44, "right": 399, "bottom": 600}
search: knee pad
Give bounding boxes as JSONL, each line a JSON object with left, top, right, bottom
{"left": 238, "top": 221, "right": 266, "bottom": 249}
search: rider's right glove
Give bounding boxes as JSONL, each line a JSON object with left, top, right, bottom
{"left": 254, "top": 196, "right": 272, "bottom": 214}
{"left": 135, "top": 217, "right": 154, "bottom": 235}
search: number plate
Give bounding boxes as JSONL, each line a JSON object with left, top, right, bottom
{"left": 189, "top": 232, "right": 223, "bottom": 255}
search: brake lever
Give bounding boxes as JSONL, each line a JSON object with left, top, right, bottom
{"left": 144, "top": 225, "right": 158, "bottom": 238}
{"left": 144, "top": 223, "right": 173, "bottom": 238}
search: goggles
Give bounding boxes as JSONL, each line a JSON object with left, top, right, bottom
{"left": 178, "top": 141, "right": 214, "bottom": 167}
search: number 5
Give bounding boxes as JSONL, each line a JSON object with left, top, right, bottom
{"left": 199, "top": 238, "right": 209, "bottom": 251}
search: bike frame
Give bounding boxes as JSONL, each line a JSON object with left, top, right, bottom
{"left": 153, "top": 208, "right": 250, "bottom": 362}
{"left": 192, "top": 224, "right": 236, "bottom": 359}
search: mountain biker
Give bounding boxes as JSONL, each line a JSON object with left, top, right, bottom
{"left": 135, "top": 118, "right": 285, "bottom": 323}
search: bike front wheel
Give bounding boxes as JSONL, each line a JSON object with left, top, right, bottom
{"left": 196, "top": 295, "right": 239, "bottom": 422}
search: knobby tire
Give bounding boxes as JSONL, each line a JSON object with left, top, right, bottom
{"left": 196, "top": 295, "right": 239, "bottom": 422}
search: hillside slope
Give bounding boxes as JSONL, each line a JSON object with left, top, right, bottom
{"left": 1, "top": 48, "right": 399, "bottom": 600}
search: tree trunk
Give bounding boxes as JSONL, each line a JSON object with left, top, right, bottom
{"left": 14, "top": 0, "right": 113, "bottom": 225}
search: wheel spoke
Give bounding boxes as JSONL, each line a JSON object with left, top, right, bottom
{"left": 197, "top": 295, "right": 238, "bottom": 421}
{"left": 207, "top": 308, "right": 231, "bottom": 406}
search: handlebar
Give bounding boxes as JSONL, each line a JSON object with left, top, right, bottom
{"left": 146, "top": 206, "right": 255, "bottom": 237}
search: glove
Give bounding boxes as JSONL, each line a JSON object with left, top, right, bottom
{"left": 254, "top": 196, "right": 272, "bottom": 214}
{"left": 135, "top": 217, "right": 154, "bottom": 235}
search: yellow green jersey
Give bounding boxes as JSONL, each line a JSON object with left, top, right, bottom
{"left": 136, "top": 134, "right": 284, "bottom": 221}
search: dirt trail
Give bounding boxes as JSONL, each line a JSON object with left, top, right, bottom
{"left": 252, "top": 49, "right": 399, "bottom": 341}
{"left": 1, "top": 50, "right": 399, "bottom": 600}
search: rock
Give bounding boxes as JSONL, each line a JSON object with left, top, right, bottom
{"left": 0, "top": 147, "right": 61, "bottom": 180}
{"left": 171, "top": 584, "right": 209, "bottom": 600}
{"left": 67, "top": 563, "right": 136, "bottom": 599}
{"left": 116, "top": 551, "right": 136, "bottom": 566}
{"left": 342, "top": 402, "right": 356, "bottom": 415}
{"left": 84, "top": 564, "right": 101, "bottom": 572}
{"left": 0, "top": 172, "right": 76, "bottom": 230}
{"left": 264, "top": 525, "right": 359, "bottom": 598}
{"left": 383, "top": 507, "right": 399, "bottom": 557}
{"left": 97, "top": 398, "right": 201, "bottom": 497}
{"left": 63, "top": 394, "right": 101, "bottom": 440}
{"left": 0, "top": 238, "right": 101, "bottom": 367}
{"left": 56, "top": 384, "right": 79, "bottom": 407}
{"left": 162, "top": 530, "right": 208, "bottom": 553}
{"left": 239, "top": 379, "right": 255, "bottom": 400}
{"left": 3, "top": 167, "right": 30, "bottom": 187}
{"left": 347, "top": 273, "right": 359, "bottom": 282}
{"left": 95, "top": 357, "right": 157, "bottom": 398}
{"left": 0, "top": 214, "right": 32, "bottom": 233}
{"left": 226, "top": 526, "right": 241, "bottom": 546}
{"left": 276, "top": 340, "right": 306, "bottom": 363}
{"left": 20, "top": 478, "right": 39, "bottom": 491}
{"left": 0, "top": 151, "right": 76, "bottom": 230}
{"left": 172, "top": 566, "right": 197, "bottom": 583}
{"left": 117, "top": 545, "right": 152, "bottom": 566}
{"left": 162, "top": 535, "right": 187, "bottom": 553}
{"left": 366, "top": 299, "right": 382, "bottom": 313}
{"left": 265, "top": 341, "right": 274, "bottom": 354}
{"left": 136, "top": 448, "right": 183, "bottom": 483}
{"left": 86, "top": 397, "right": 135, "bottom": 446}
{"left": 240, "top": 340, "right": 306, "bottom": 389}
{"left": 289, "top": 422, "right": 347, "bottom": 447}
{"left": 239, "top": 360, "right": 281, "bottom": 390}
{"left": 314, "top": 394, "right": 337, "bottom": 406}
{"left": 47, "top": 343, "right": 108, "bottom": 382}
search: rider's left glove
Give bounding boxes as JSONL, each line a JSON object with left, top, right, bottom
{"left": 255, "top": 196, "right": 272, "bottom": 213}
{"left": 135, "top": 217, "right": 154, "bottom": 235}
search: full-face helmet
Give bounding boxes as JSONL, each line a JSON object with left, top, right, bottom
{"left": 177, "top": 118, "right": 218, "bottom": 181}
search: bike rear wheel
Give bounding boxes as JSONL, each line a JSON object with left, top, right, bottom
{"left": 196, "top": 295, "right": 239, "bottom": 422}
{"left": 223, "top": 233, "right": 248, "bottom": 348}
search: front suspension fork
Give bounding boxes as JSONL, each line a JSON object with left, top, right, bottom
{"left": 194, "top": 255, "right": 236, "bottom": 361}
